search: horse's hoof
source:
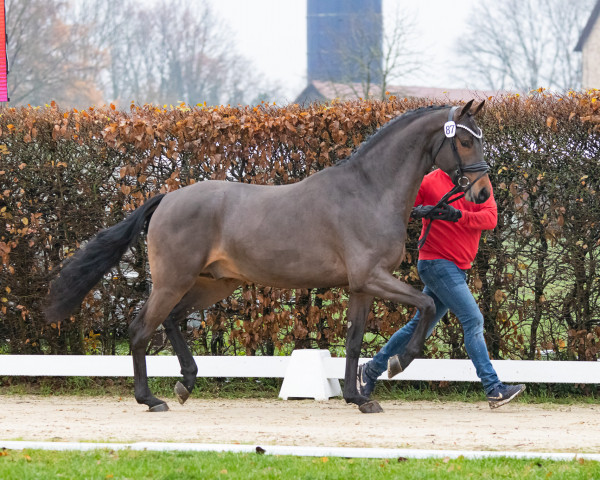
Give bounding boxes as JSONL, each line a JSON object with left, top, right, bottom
{"left": 359, "top": 400, "right": 383, "bottom": 414}
{"left": 387, "top": 355, "right": 403, "bottom": 378}
{"left": 174, "top": 381, "right": 191, "bottom": 405}
{"left": 148, "top": 402, "right": 169, "bottom": 412}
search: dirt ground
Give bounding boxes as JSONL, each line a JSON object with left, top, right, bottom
{"left": 1, "top": 395, "right": 599, "bottom": 453}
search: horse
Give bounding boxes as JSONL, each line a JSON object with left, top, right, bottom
{"left": 45, "top": 100, "right": 489, "bottom": 414}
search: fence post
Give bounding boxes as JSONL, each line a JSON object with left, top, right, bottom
{"left": 279, "top": 350, "right": 342, "bottom": 400}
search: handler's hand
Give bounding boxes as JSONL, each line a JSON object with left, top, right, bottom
{"left": 410, "top": 205, "right": 436, "bottom": 219}
{"left": 411, "top": 203, "right": 462, "bottom": 222}
{"left": 433, "top": 203, "right": 462, "bottom": 222}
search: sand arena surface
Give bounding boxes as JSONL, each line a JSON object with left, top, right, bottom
{"left": 1, "top": 395, "right": 599, "bottom": 453}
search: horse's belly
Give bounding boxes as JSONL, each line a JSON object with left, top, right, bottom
{"left": 205, "top": 253, "right": 348, "bottom": 289}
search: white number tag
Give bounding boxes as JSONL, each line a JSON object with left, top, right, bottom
{"left": 444, "top": 121, "right": 456, "bottom": 138}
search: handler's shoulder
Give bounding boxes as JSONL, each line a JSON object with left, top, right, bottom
{"left": 425, "top": 169, "right": 446, "bottom": 180}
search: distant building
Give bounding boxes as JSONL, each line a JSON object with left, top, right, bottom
{"left": 295, "top": 80, "right": 506, "bottom": 105}
{"left": 298, "top": 1, "right": 507, "bottom": 105}
{"left": 307, "top": 0, "right": 382, "bottom": 84}
{"left": 575, "top": 0, "right": 600, "bottom": 89}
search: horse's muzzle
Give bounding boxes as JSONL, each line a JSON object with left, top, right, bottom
{"left": 464, "top": 183, "right": 491, "bottom": 204}
{"left": 473, "top": 186, "right": 490, "bottom": 204}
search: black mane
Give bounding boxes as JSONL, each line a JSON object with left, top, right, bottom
{"left": 336, "top": 105, "right": 449, "bottom": 166}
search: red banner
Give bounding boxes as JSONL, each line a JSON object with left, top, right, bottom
{"left": 0, "top": 0, "right": 8, "bottom": 102}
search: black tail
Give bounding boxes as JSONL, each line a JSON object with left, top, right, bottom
{"left": 45, "top": 194, "right": 166, "bottom": 324}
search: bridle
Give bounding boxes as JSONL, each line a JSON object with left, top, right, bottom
{"left": 437, "top": 105, "right": 489, "bottom": 193}
{"left": 417, "top": 106, "right": 490, "bottom": 249}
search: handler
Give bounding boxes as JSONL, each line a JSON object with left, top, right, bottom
{"left": 357, "top": 168, "right": 525, "bottom": 409}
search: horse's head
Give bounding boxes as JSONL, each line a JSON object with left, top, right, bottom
{"left": 435, "top": 100, "right": 490, "bottom": 204}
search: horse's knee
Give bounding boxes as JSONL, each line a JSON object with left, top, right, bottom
{"left": 421, "top": 296, "right": 435, "bottom": 318}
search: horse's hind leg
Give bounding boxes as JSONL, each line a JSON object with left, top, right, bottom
{"left": 163, "top": 277, "right": 240, "bottom": 405}
{"left": 129, "top": 282, "right": 195, "bottom": 412}
{"left": 163, "top": 309, "right": 197, "bottom": 405}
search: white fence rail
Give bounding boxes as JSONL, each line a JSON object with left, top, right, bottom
{"left": 1, "top": 350, "right": 599, "bottom": 400}
{"left": 0, "top": 354, "right": 289, "bottom": 378}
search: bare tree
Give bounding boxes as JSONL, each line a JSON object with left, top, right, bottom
{"left": 78, "top": 0, "right": 281, "bottom": 106}
{"left": 6, "top": 0, "right": 105, "bottom": 106}
{"left": 326, "top": 5, "right": 422, "bottom": 100}
{"left": 457, "top": 0, "right": 595, "bottom": 92}
{"left": 379, "top": 5, "right": 422, "bottom": 97}
{"left": 6, "top": 0, "right": 280, "bottom": 107}
{"left": 67, "top": 0, "right": 136, "bottom": 102}
{"left": 152, "top": 0, "right": 252, "bottom": 105}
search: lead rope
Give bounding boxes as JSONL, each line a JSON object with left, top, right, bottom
{"left": 416, "top": 183, "right": 469, "bottom": 249}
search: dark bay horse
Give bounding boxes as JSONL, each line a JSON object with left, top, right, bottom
{"left": 46, "top": 100, "right": 489, "bottom": 414}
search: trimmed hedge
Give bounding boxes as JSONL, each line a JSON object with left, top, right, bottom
{"left": 0, "top": 93, "right": 599, "bottom": 361}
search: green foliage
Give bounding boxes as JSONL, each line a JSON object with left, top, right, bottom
{"left": 1, "top": 375, "right": 598, "bottom": 405}
{"left": 1, "top": 92, "right": 600, "bottom": 361}
{"left": 471, "top": 91, "right": 600, "bottom": 361}
{"left": 0, "top": 449, "right": 598, "bottom": 480}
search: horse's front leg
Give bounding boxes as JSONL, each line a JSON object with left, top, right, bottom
{"left": 363, "top": 270, "right": 436, "bottom": 377}
{"left": 343, "top": 293, "right": 383, "bottom": 413}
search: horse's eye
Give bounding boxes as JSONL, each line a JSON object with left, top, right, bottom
{"left": 459, "top": 138, "right": 473, "bottom": 148}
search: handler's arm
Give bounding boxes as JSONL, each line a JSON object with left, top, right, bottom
{"left": 457, "top": 189, "right": 498, "bottom": 231}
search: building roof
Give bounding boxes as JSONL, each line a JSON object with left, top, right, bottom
{"left": 575, "top": 0, "right": 600, "bottom": 51}
{"left": 295, "top": 80, "right": 509, "bottom": 105}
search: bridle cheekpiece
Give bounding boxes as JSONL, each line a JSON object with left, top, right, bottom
{"left": 443, "top": 106, "right": 488, "bottom": 188}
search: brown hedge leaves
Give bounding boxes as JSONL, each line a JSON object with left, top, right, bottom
{"left": 1, "top": 91, "right": 600, "bottom": 360}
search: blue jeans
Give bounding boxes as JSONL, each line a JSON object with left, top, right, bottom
{"left": 366, "top": 259, "right": 501, "bottom": 394}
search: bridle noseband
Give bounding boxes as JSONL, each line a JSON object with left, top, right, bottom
{"left": 417, "top": 106, "right": 490, "bottom": 249}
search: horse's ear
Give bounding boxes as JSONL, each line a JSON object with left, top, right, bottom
{"left": 472, "top": 100, "right": 485, "bottom": 116}
{"left": 458, "top": 99, "right": 474, "bottom": 120}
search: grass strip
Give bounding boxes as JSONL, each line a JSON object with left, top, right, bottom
{"left": 1, "top": 376, "right": 598, "bottom": 406}
{"left": 0, "top": 448, "right": 599, "bottom": 480}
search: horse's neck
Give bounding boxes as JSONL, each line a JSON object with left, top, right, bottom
{"left": 352, "top": 116, "right": 440, "bottom": 205}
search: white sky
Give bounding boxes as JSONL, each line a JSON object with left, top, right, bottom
{"left": 208, "top": 0, "right": 481, "bottom": 103}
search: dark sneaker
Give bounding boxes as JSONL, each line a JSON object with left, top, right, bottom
{"left": 487, "top": 383, "right": 525, "bottom": 409}
{"left": 357, "top": 363, "right": 376, "bottom": 398}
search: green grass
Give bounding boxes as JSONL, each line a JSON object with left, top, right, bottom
{"left": 1, "top": 376, "right": 599, "bottom": 406}
{"left": 0, "top": 449, "right": 598, "bottom": 480}
{"left": 0, "top": 376, "right": 281, "bottom": 399}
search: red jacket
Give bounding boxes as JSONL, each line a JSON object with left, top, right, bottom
{"left": 415, "top": 169, "right": 497, "bottom": 269}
